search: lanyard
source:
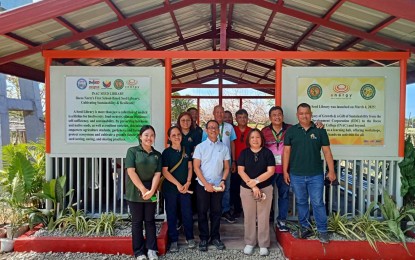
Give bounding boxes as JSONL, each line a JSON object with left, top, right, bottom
{"left": 218, "top": 123, "right": 224, "bottom": 142}
{"left": 270, "top": 125, "right": 284, "bottom": 149}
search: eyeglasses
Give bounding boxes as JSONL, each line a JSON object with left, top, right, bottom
{"left": 240, "top": 133, "right": 245, "bottom": 143}
{"left": 207, "top": 127, "right": 218, "bottom": 130}
{"left": 254, "top": 153, "right": 258, "bottom": 162}
{"left": 180, "top": 119, "right": 191, "bottom": 122}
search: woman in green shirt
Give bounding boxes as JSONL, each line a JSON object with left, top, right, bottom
{"left": 125, "top": 125, "right": 162, "bottom": 260}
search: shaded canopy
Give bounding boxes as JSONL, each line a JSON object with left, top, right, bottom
{"left": 0, "top": 0, "right": 414, "bottom": 94}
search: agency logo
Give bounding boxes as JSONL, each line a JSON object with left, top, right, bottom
{"left": 360, "top": 84, "right": 376, "bottom": 100}
{"left": 307, "top": 84, "right": 322, "bottom": 100}
{"left": 127, "top": 79, "right": 138, "bottom": 86}
{"left": 114, "top": 79, "right": 124, "bottom": 90}
{"left": 76, "top": 78, "right": 87, "bottom": 90}
{"left": 333, "top": 84, "right": 350, "bottom": 93}
{"left": 102, "top": 80, "right": 111, "bottom": 88}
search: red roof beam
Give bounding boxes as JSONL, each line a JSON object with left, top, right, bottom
{"left": 172, "top": 83, "right": 274, "bottom": 89}
{"left": 220, "top": 3, "right": 227, "bottom": 51}
{"left": 4, "top": 33, "right": 37, "bottom": 47}
{"left": 165, "top": 0, "right": 199, "bottom": 79}
{"left": 0, "top": 0, "right": 103, "bottom": 35}
{"left": 239, "top": 10, "right": 276, "bottom": 78}
{"left": 256, "top": 1, "right": 415, "bottom": 53}
{"left": 335, "top": 16, "right": 399, "bottom": 51}
{"left": 291, "top": 0, "right": 346, "bottom": 50}
{"left": 0, "top": 0, "right": 194, "bottom": 66}
{"left": 0, "top": 62, "right": 44, "bottom": 82}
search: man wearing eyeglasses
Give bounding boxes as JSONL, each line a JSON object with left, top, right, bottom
{"left": 231, "top": 109, "right": 252, "bottom": 219}
{"left": 202, "top": 105, "right": 237, "bottom": 223}
{"left": 194, "top": 120, "right": 230, "bottom": 251}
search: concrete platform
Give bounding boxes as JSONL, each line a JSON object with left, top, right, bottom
{"left": 177, "top": 217, "right": 279, "bottom": 250}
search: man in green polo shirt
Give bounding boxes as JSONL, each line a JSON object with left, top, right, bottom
{"left": 283, "top": 103, "right": 336, "bottom": 243}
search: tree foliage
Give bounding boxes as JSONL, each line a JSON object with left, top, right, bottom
{"left": 171, "top": 93, "right": 195, "bottom": 123}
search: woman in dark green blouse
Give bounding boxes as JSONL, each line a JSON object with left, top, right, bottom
{"left": 125, "top": 125, "right": 161, "bottom": 260}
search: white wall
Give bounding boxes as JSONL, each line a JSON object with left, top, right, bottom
{"left": 50, "top": 66, "right": 165, "bottom": 157}
{"left": 282, "top": 67, "right": 400, "bottom": 158}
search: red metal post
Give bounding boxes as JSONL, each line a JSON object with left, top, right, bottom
{"left": 165, "top": 58, "right": 172, "bottom": 147}
{"left": 44, "top": 57, "right": 52, "bottom": 153}
{"left": 275, "top": 59, "right": 282, "bottom": 106}
{"left": 399, "top": 59, "right": 407, "bottom": 157}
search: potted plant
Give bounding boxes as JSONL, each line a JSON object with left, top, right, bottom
{"left": 398, "top": 137, "right": 415, "bottom": 236}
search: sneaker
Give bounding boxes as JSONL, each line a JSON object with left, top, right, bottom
{"left": 136, "top": 255, "right": 147, "bottom": 260}
{"left": 222, "top": 211, "right": 236, "bottom": 223}
{"left": 210, "top": 239, "right": 226, "bottom": 250}
{"left": 293, "top": 228, "right": 313, "bottom": 239}
{"left": 199, "top": 240, "right": 208, "bottom": 251}
{"left": 259, "top": 247, "right": 269, "bottom": 256}
{"left": 276, "top": 220, "right": 289, "bottom": 232}
{"left": 318, "top": 232, "right": 330, "bottom": 243}
{"left": 187, "top": 239, "right": 196, "bottom": 249}
{"left": 147, "top": 249, "right": 158, "bottom": 260}
{"left": 243, "top": 245, "right": 254, "bottom": 255}
{"left": 176, "top": 221, "right": 183, "bottom": 231}
{"left": 169, "top": 241, "right": 178, "bottom": 253}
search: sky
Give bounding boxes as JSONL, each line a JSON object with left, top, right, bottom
{"left": 407, "top": 83, "right": 415, "bottom": 118}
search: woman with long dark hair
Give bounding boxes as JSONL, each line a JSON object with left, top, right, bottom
{"left": 125, "top": 125, "right": 161, "bottom": 260}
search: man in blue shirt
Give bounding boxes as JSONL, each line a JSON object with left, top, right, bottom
{"left": 202, "top": 105, "right": 237, "bottom": 223}
{"left": 194, "top": 120, "right": 230, "bottom": 251}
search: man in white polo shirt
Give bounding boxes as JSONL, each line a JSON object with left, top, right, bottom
{"left": 202, "top": 105, "right": 237, "bottom": 223}
{"left": 194, "top": 120, "right": 230, "bottom": 251}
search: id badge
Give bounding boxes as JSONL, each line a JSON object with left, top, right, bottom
{"left": 275, "top": 155, "right": 282, "bottom": 165}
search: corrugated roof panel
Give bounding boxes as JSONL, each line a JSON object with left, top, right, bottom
{"left": 113, "top": 0, "right": 164, "bottom": 18}
{"left": 198, "top": 69, "right": 215, "bottom": 78}
{"left": 232, "top": 4, "right": 271, "bottom": 39}
{"left": 378, "top": 19, "right": 415, "bottom": 45}
{"left": 226, "top": 60, "right": 247, "bottom": 70}
{"left": 55, "top": 40, "right": 96, "bottom": 51}
{"left": 229, "top": 39, "right": 256, "bottom": 51}
{"left": 240, "top": 73, "right": 260, "bottom": 83}
{"left": 267, "top": 13, "right": 313, "bottom": 49}
{"left": 134, "top": 13, "right": 177, "bottom": 48}
{"left": 186, "top": 39, "right": 212, "bottom": 51}
{"left": 180, "top": 74, "right": 198, "bottom": 83}
{"left": 62, "top": 2, "right": 118, "bottom": 31}
{"left": 79, "top": 58, "right": 116, "bottom": 66}
{"left": 95, "top": 27, "right": 144, "bottom": 50}
{"left": 174, "top": 4, "right": 212, "bottom": 39}
{"left": 283, "top": 0, "right": 337, "bottom": 17}
{"left": 15, "top": 53, "right": 44, "bottom": 70}
{"left": 331, "top": 2, "right": 389, "bottom": 31}
{"left": 12, "top": 19, "right": 72, "bottom": 44}
{"left": 130, "top": 59, "right": 162, "bottom": 67}
{"left": 0, "top": 36, "right": 27, "bottom": 57}
{"left": 302, "top": 26, "right": 353, "bottom": 50}
{"left": 351, "top": 40, "right": 393, "bottom": 52}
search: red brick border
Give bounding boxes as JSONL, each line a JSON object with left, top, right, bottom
{"left": 14, "top": 222, "right": 168, "bottom": 256}
{"left": 276, "top": 228, "right": 415, "bottom": 260}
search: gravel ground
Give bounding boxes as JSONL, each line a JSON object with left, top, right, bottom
{"left": 1, "top": 222, "right": 286, "bottom": 259}
{"left": 1, "top": 247, "right": 285, "bottom": 260}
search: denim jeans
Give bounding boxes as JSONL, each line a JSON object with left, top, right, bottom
{"left": 274, "top": 174, "right": 290, "bottom": 221}
{"left": 222, "top": 160, "right": 231, "bottom": 213}
{"left": 290, "top": 174, "right": 327, "bottom": 233}
{"left": 164, "top": 192, "right": 194, "bottom": 242}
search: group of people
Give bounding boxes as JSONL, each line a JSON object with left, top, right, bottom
{"left": 125, "top": 103, "right": 336, "bottom": 260}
